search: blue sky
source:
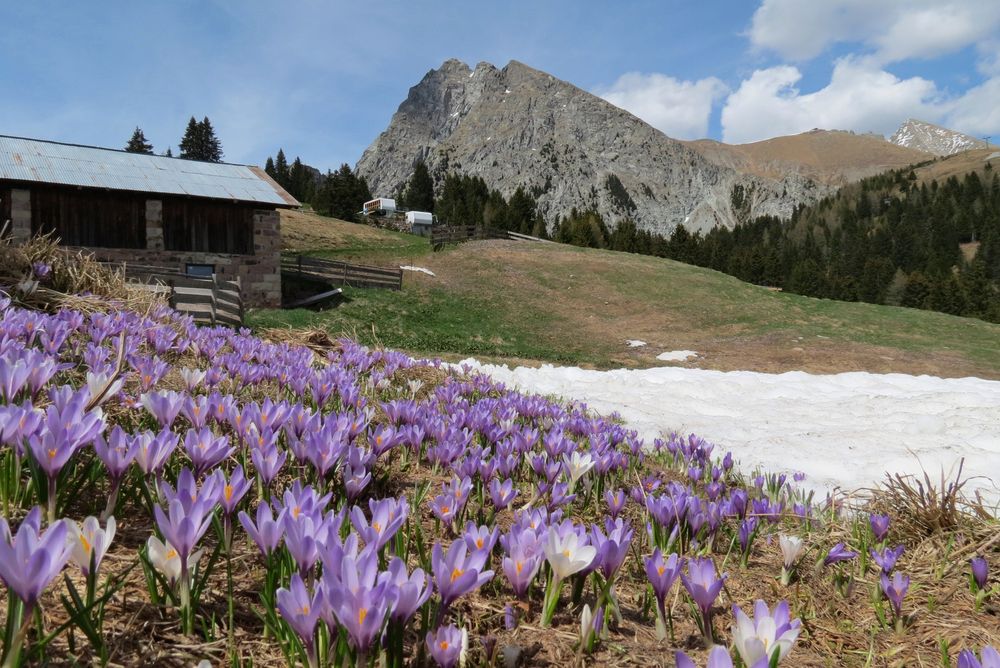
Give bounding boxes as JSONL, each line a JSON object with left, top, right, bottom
{"left": 1, "top": 1, "right": 997, "bottom": 171}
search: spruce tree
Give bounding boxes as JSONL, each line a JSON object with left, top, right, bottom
{"left": 178, "top": 117, "right": 200, "bottom": 160}
{"left": 274, "top": 150, "right": 290, "bottom": 188}
{"left": 403, "top": 162, "right": 435, "bottom": 212}
{"left": 124, "top": 127, "right": 154, "bottom": 154}
{"left": 264, "top": 156, "right": 276, "bottom": 178}
{"left": 198, "top": 117, "right": 223, "bottom": 162}
{"left": 179, "top": 116, "right": 223, "bottom": 162}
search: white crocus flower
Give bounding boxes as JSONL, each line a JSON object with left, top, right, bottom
{"left": 544, "top": 528, "right": 597, "bottom": 581}
{"left": 779, "top": 535, "right": 805, "bottom": 585}
{"left": 458, "top": 626, "right": 469, "bottom": 668}
{"left": 779, "top": 535, "right": 804, "bottom": 568}
{"left": 179, "top": 367, "right": 207, "bottom": 392}
{"left": 146, "top": 536, "right": 204, "bottom": 586}
{"left": 86, "top": 371, "right": 124, "bottom": 407}
{"left": 564, "top": 451, "right": 596, "bottom": 490}
{"left": 66, "top": 516, "right": 116, "bottom": 576}
{"left": 580, "top": 603, "right": 594, "bottom": 644}
{"left": 732, "top": 600, "right": 802, "bottom": 666}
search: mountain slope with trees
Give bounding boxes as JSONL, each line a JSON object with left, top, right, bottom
{"left": 552, "top": 157, "right": 1000, "bottom": 322}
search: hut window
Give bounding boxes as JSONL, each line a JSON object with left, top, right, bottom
{"left": 30, "top": 186, "right": 146, "bottom": 248}
{"left": 186, "top": 263, "right": 214, "bottom": 277}
{"left": 162, "top": 199, "right": 255, "bottom": 254}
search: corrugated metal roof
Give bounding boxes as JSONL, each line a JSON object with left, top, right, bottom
{"left": 0, "top": 135, "right": 299, "bottom": 207}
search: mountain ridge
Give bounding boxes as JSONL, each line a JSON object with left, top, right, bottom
{"left": 356, "top": 58, "right": 826, "bottom": 234}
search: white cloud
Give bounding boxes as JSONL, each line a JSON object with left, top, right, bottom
{"left": 749, "top": 0, "right": 1000, "bottom": 64}
{"left": 595, "top": 73, "right": 728, "bottom": 139}
{"left": 945, "top": 77, "right": 1000, "bottom": 137}
{"left": 720, "top": 56, "right": 1000, "bottom": 144}
{"left": 720, "top": 59, "right": 941, "bottom": 144}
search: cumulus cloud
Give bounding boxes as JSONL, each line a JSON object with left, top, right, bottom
{"left": 720, "top": 59, "right": 941, "bottom": 144}
{"left": 749, "top": 0, "right": 1000, "bottom": 64}
{"left": 720, "top": 57, "right": 1000, "bottom": 144}
{"left": 595, "top": 73, "right": 729, "bottom": 139}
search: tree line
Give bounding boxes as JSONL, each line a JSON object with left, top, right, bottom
{"left": 553, "top": 166, "right": 1000, "bottom": 323}
{"left": 124, "top": 117, "right": 223, "bottom": 162}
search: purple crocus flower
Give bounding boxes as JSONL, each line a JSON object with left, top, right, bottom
{"left": 276, "top": 573, "right": 323, "bottom": 660}
{"left": 220, "top": 465, "right": 252, "bottom": 516}
{"left": 141, "top": 390, "right": 186, "bottom": 428}
{"left": 463, "top": 522, "right": 499, "bottom": 557}
{"left": 880, "top": 571, "right": 909, "bottom": 619}
{"left": 384, "top": 556, "right": 432, "bottom": 624}
{"left": 152, "top": 468, "right": 220, "bottom": 589}
{"left": 645, "top": 548, "right": 683, "bottom": 639}
{"left": 591, "top": 518, "right": 633, "bottom": 580}
{"left": 426, "top": 625, "right": 465, "bottom": 668}
{"left": 183, "top": 427, "right": 234, "bottom": 477}
{"left": 681, "top": 557, "right": 727, "bottom": 643}
{"left": 239, "top": 502, "right": 287, "bottom": 557}
{"left": 824, "top": 543, "right": 858, "bottom": 566}
{"left": 0, "top": 507, "right": 71, "bottom": 609}
{"left": 957, "top": 647, "right": 1000, "bottom": 668}
{"left": 972, "top": 557, "right": 989, "bottom": 590}
{"left": 488, "top": 478, "right": 518, "bottom": 510}
{"left": 135, "top": 428, "right": 179, "bottom": 478}
{"left": 431, "top": 539, "right": 494, "bottom": 617}
{"left": 604, "top": 488, "right": 627, "bottom": 519}
{"left": 501, "top": 529, "right": 543, "bottom": 599}
{"left": 870, "top": 545, "right": 904, "bottom": 574}
{"left": 869, "top": 514, "right": 890, "bottom": 543}
{"left": 327, "top": 549, "right": 393, "bottom": 656}
{"left": 351, "top": 496, "right": 409, "bottom": 552}
{"left": 429, "top": 494, "right": 458, "bottom": 525}
{"left": 250, "top": 442, "right": 287, "bottom": 488}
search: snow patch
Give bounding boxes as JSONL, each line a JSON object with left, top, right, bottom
{"left": 399, "top": 266, "right": 435, "bottom": 276}
{"left": 657, "top": 350, "right": 698, "bottom": 362}
{"left": 461, "top": 360, "right": 1000, "bottom": 502}
{"left": 625, "top": 340, "right": 647, "bottom": 348}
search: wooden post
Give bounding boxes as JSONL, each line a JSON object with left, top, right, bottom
{"left": 210, "top": 274, "right": 219, "bottom": 326}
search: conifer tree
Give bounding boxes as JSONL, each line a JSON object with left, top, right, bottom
{"left": 403, "top": 161, "right": 435, "bottom": 212}
{"left": 274, "top": 150, "right": 290, "bottom": 187}
{"left": 178, "top": 117, "right": 200, "bottom": 160}
{"left": 178, "top": 116, "right": 223, "bottom": 162}
{"left": 124, "top": 127, "right": 154, "bottom": 154}
{"left": 198, "top": 117, "right": 223, "bottom": 162}
{"left": 264, "top": 156, "right": 276, "bottom": 178}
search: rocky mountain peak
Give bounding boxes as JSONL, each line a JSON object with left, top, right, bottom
{"left": 889, "top": 119, "right": 988, "bottom": 156}
{"left": 356, "top": 58, "right": 828, "bottom": 234}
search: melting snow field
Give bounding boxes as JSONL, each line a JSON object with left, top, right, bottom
{"left": 461, "top": 360, "right": 1000, "bottom": 503}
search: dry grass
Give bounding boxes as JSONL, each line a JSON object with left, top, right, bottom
{"left": 0, "top": 232, "right": 165, "bottom": 315}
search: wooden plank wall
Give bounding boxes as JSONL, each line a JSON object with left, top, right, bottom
{"left": 161, "top": 199, "right": 255, "bottom": 254}
{"left": 29, "top": 186, "right": 146, "bottom": 248}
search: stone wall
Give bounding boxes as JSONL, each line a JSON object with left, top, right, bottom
{"left": 9, "top": 188, "right": 283, "bottom": 307}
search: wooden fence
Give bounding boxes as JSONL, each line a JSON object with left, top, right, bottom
{"left": 430, "top": 226, "right": 550, "bottom": 249}
{"left": 103, "top": 262, "right": 244, "bottom": 327}
{"left": 281, "top": 255, "right": 403, "bottom": 290}
{"left": 167, "top": 274, "right": 243, "bottom": 328}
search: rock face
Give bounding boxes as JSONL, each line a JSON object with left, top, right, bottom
{"left": 356, "top": 59, "right": 828, "bottom": 234}
{"left": 889, "top": 119, "right": 989, "bottom": 156}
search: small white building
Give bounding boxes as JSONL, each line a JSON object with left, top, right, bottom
{"left": 406, "top": 211, "right": 434, "bottom": 236}
{"left": 363, "top": 198, "right": 396, "bottom": 216}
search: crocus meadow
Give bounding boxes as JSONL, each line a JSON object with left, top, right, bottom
{"left": 0, "top": 293, "right": 996, "bottom": 666}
